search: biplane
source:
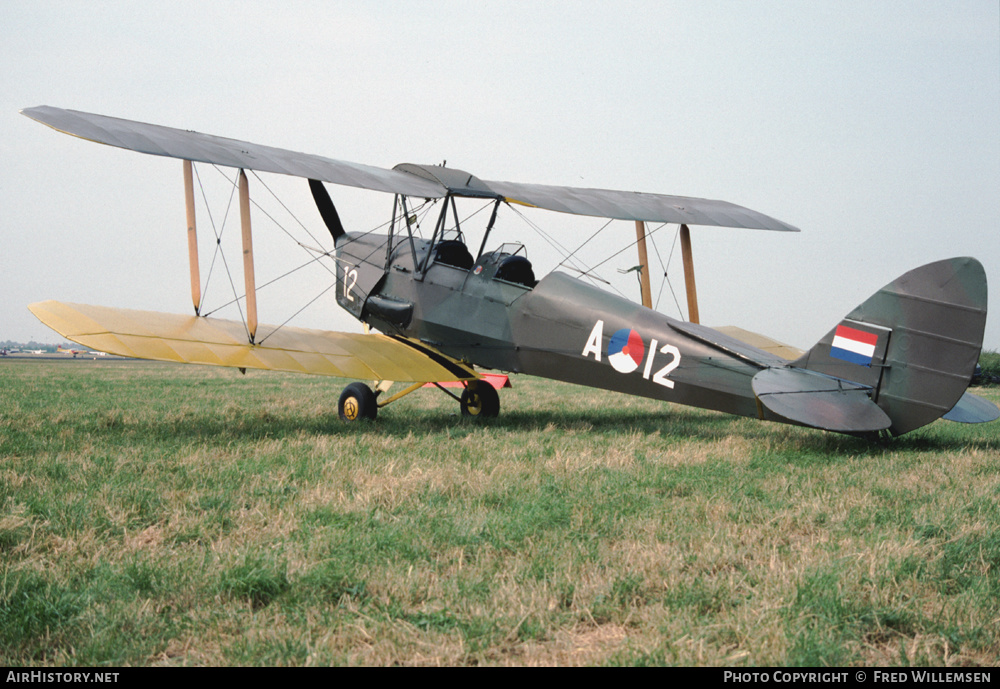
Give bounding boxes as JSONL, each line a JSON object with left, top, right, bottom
{"left": 21, "top": 106, "right": 998, "bottom": 438}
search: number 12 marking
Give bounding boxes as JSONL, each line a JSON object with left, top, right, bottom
{"left": 642, "top": 339, "right": 681, "bottom": 389}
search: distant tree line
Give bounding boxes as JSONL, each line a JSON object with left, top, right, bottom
{"left": 1, "top": 340, "right": 73, "bottom": 353}
{"left": 976, "top": 350, "right": 1000, "bottom": 386}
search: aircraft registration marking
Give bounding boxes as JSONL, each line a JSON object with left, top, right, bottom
{"left": 583, "top": 320, "right": 680, "bottom": 389}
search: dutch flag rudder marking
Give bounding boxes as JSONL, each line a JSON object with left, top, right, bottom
{"left": 830, "top": 324, "right": 878, "bottom": 366}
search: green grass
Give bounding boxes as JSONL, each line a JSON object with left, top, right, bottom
{"left": 1, "top": 358, "right": 999, "bottom": 666}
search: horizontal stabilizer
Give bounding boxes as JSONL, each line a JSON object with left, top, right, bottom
{"left": 752, "top": 367, "right": 891, "bottom": 433}
{"left": 942, "top": 391, "right": 1000, "bottom": 424}
{"left": 28, "top": 301, "right": 478, "bottom": 383}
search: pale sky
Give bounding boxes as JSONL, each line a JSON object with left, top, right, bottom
{"left": 2, "top": 1, "right": 998, "bottom": 351}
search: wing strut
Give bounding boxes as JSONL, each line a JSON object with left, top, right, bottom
{"left": 238, "top": 169, "right": 258, "bottom": 343}
{"left": 636, "top": 221, "right": 699, "bottom": 323}
{"left": 182, "top": 160, "right": 202, "bottom": 316}
{"left": 680, "top": 224, "right": 700, "bottom": 324}
{"left": 633, "top": 221, "right": 653, "bottom": 309}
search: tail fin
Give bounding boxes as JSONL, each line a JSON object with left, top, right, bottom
{"left": 791, "top": 257, "right": 990, "bottom": 436}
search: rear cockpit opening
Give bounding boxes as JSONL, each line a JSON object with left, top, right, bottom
{"left": 495, "top": 255, "right": 536, "bottom": 287}
{"left": 434, "top": 239, "right": 475, "bottom": 270}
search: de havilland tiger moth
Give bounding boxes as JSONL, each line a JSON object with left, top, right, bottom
{"left": 20, "top": 106, "right": 998, "bottom": 438}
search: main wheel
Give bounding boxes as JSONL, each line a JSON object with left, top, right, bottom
{"left": 460, "top": 381, "right": 500, "bottom": 418}
{"left": 338, "top": 382, "right": 378, "bottom": 421}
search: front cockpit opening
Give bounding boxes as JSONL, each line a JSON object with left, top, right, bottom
{"left": 473, "top": 243, "right": 537, "bottom": 288}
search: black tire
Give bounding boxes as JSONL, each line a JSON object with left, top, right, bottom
{"left": 460, "top": 381, "right": 500, "bottom": 418}
{"left": 338, "top": 382, "right": 378, "bottom": 421}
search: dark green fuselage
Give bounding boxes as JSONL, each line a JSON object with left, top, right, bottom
{"left": 336, "top": 231, "right": 770, "bottom": 420}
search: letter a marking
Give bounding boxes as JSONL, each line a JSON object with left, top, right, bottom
{"left": 582, "top": 320, "right": 604, "bottom": 361}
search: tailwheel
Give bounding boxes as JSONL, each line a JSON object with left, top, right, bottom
{"left": 460, "top": 380, "right": 500, "bottom": 418}
{"left": 339, "top": 382, "right": 378, "bottom": 422}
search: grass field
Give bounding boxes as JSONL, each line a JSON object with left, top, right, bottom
{"left": 2, "top": 358, "right": 998, "bottom": 666}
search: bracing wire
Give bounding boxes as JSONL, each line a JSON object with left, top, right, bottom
{"left": 191, "top": 162, "right": 695, "bottom": 342}
{"left": 195, "top": 165, "right": 248, "bottom": 333}
{"left": 646, "top": 223, "right": 686, "bottom": 319}
{"left": 505, "top": 205, "right": 629, "bottom": 299}
{"left": 515, "top": 209, "right": 600, "bottom": 278}
{"left": 553, "top": 217, "right": 615, "bottom": 273}
{"left": 257, "top": 282, "right": 338, "bottom": 345}
{"left": 248, "top": 170, "right": 337, "bottom": 278}
{"left": 576, "top": 220, "right": 676, "bottom": 282}
{"left": 193, "top": 164, "right": 442, "bottom": 339}
{"left": 196, "top": 164, "right": 343, "bottom": 334}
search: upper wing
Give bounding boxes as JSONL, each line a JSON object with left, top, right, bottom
{"left": 28, "top": 301, "right": 478, "bottom": 383}
{"left": 21, "top": 105, "right": 446, "bottom": 199}
{"left": 484, "top": 179, "right": 799, "bottom": 231}
{"left": 24, "top": 105, "right": 797, "bottom": 232}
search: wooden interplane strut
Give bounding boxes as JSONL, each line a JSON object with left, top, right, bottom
{"left": 680, "top": 224, "right": 699, "bottom": 324}
{"left": 633, "top": 221, "right": 653, "bottom": 309}
{"left": 238, "top": 169, "right": 258, "bottom": 342}
{"left": 182, "top": 160, "right": 202, "bottom": 315}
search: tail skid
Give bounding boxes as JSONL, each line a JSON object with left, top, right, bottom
{"left": 754, "top": 257, "right": 994, "bottom": 436}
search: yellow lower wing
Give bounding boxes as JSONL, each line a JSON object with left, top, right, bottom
{"left": 713, "top": 325, "right": 804, "bottom": 361}
{"left": 28, "top": 301, "right": 478, "bottom": 383}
